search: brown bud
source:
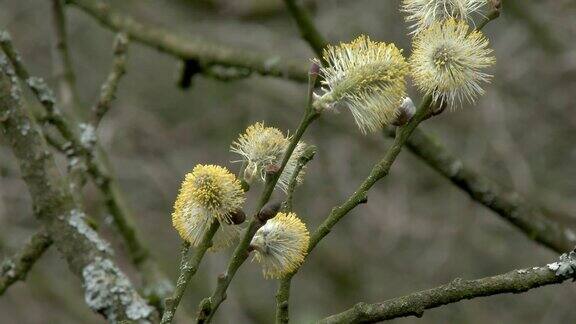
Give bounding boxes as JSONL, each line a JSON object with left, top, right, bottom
{"left": 264, "top": 163, "right": 280, "bottom": 177}
{"left": 491, "top": 0, "right": 502, "bottom": 10}
{"left": 229, "top": 209, "right": 246, "bottom": 225}
{"left": 309, "top": 59, "right": 321, "bottom": 77}
{"left": 257, "top": 201, "right": 282, "bottom": 222}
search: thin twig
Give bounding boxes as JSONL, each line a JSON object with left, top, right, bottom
{"left": 318, "top": 250, "right": 576, "bottom": 323}
{"left": 92, "top": 33, "right": 129, "bottom": 128}
{"left": 0, "top": 230, "right": 53, "bottom": 295}
{"left": 161, "top": 222, "right": 220, "bottom": 324}
{"left": 51, "top": 0, "right": 81, "bottom": 112}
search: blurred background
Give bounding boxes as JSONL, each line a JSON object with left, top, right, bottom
{"left": 1, "top": 0, "right": 576, "bottom": 323}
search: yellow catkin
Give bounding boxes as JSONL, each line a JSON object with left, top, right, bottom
{"left": 315, "top": 35, "right": 409, "bottom": 133}
{"left": 172, "top": 164, "right": 245, "bottom": 249}
{"left": 251, "top": 212, "right": 310, "bottom": 279}
{"left": 409, "top": 18, "right": 496, "bottom": 107}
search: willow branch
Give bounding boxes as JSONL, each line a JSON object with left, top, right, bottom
{"left": 318, "top": 250, "right": 576, "bottom": 323}
{"left": 51, "top": 0, "right": 81, "bottom": 112}
{"left": 0, "top": 55, "right": 157, "bottom": 322}
{"left": 0, "top": 230, "right": 53, "bottom": 295}
{"left": 67, "top": 0, "right": 308, "bottom": 83}
{"left": 1, "top": 30, "right": 171, "bottom": 309}
{"left": 385, "top": 126, "right": 575, "bottom": 253}
{"left": 195, "top": 71, "right": 320, "bottom": 324}
{"left": 161, "top": 222, "right": 220, "bottom": 324}
{"left": 92, "top": 33, "right": 128, "bottom": 128}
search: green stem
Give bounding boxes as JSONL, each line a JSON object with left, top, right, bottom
{"left": 161, "top": 221, "right": 220, "bottom": 324}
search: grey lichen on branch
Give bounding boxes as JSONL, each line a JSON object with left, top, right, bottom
{"left": 318, "top": 250, "right": 576, "bottom": 323}
{"left": 0, "top": 52, "right": 157, "bottom": 322}
{"left": 1, "top": 28, "right": 172, "bottom": 310}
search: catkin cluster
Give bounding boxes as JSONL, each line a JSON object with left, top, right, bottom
{"left": 170, "top": 0, "right": 496, "bottom": 281}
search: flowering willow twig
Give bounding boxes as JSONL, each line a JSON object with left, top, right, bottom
{"left": 318, "top": 249, "right": 576, "bottom": 323}
{"left": 194, "top": 67, "right": 320, "bottom": 324}
{"left": 0, "top": 230, "right": 53, "bottom": 295}
{"left": 0, "top": 55, "right": 157, "bottom": 322}
{"left": 161, "top": 222, "right": 220, "bottom": 324}
{"left": 0, "top": 30, "right": 171, "bottom": 310}
{"left": 275, "top": 4, "right": 509, "bottom": 323}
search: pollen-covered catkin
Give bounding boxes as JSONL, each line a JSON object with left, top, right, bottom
{"left": 401, "top": 0, "right": 486, "bottom": 35}
{"left": 409, "top": 18, "right": 496, "bottom": 107}
{"left": 314, "top": 35, "right": 409, "bottom": 133}
{"left": 231, "top": 122, "right": 307, "bottom": 192}
{"left": 250, "top": 212, "right": 310, "bottom": 279}
{"left": 172, "top": 164, "right": 245, "bottom": 249}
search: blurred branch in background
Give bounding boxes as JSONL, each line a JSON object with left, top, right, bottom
{"left": 504, "top": 0, "right": 565, "bottom": 55}
{"left": 51, "top": 0, "right": 82, "bottom": 114}
{"left": 92, "top": 33, "right": 128, "bottom": 128}
{"left": 387, "top": 126, "right": 576, "bottom": 253}
{"left": 281, "top": 0, "right": 327, "bottom": 59}
{"left": 67, "top": 0, "right": 309, "bottom": 82}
